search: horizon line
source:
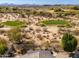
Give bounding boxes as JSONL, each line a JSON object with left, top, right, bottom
{"left": 0, "top": 3, "right": 79, "bottom": 5}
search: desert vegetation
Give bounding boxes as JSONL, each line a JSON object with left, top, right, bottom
{"left": 0, "top": 39, "right": 8, "bottom": 55}
{"left": 41, "top": 20, "right": 70, "bottom": 27}
{"left": 62, "top": 33, "right": 77, "bottom": 52}
{"left": 1, "top": 21, "right": 26, "bottom": 27}
{"left": 0, "top": 5, "right": 79, "bottom": 58}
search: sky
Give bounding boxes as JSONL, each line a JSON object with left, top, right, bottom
{"left": 0, "top": 0, "right": 79, "bottom": 5}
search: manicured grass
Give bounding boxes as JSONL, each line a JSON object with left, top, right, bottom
{"left": 41, "top": 20, "right": 70, "bottom": 27}
{"left": 2, "top": 21, "right": 26, "bottom": 27}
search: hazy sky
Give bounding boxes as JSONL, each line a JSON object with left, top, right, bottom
{"left": 0, "top": 0, "right": 79, "bottom": 5}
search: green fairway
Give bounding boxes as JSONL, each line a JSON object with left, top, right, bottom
{"left": 2, "top": 21, "right": 26, "bottom": 27}
{"left": 42, "top": 20, "right": 70, "bottom": 27}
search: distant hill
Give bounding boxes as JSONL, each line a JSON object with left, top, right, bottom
{"left": 0, "top": 3, "right": 41, "bottom": 7}
{"left": 0, "top": 3, "right": 79, "bottom": 7}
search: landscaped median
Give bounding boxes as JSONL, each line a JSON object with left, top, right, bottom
{"left": 40, "top": 20, "right": 71, "bottom": 27}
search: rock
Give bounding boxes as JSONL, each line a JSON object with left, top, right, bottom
{"left": 24, "top": 33, "right": 33, "bottom": 39}
{"left": 37, "top": 34, "right": 43, "bottom": 40}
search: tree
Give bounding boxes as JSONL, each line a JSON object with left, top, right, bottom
{"left": 0, "top": 39, "right": 8, "bottom": 55}
{"left": 62, "top": 33, "right": 77, "bottom": 52}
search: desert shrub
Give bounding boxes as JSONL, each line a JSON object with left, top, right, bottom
{"left": 71, "top": 6, "right": 79, "bottom": 10}
{"left": 8, "top": 28, "right": 22, "bottom": 44}
{"left": 0, "top": 39, "right": 8, "bottom": 55}
{"left": 54, "top": 8, "right": 64, "bottom": 12}
{"left": 62, "top": 33, "right": 77, "bottom": 52}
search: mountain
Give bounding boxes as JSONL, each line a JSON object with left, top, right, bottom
{"left": 0, "top": 3, "right": 79, "bottom": 7}
{"left": 0, "top": 3, "right": 16, "bottom": 6}
{"left": 0, "top": 3, "right": 41, "bottom": 7}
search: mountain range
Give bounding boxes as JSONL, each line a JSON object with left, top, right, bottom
{"left": 0, "top": 3, "right": 43, "bottom": 7}
{"left": 0, "top": 3, "right": 78, "bottom": 7}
